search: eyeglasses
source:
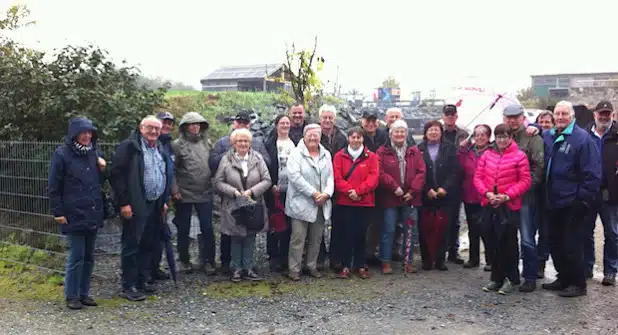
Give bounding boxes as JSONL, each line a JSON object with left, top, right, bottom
{"left": 495, "top": 135, "right": 510, "bottom": 141}
{"left": 142, "top": 125, "right": 162, "bottom": 132}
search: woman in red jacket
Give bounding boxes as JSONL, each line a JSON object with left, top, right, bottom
{"left": 376, "top": 120, "right": 426, "bottom": 274}
{"left": 333, "top": 127, "right": 380, "bottom": 279}
{"left": 474, "top": 124, "right": 531, "bottom": 295}
{"left": 458, "top": 124, "right": 493, "bottom": 271}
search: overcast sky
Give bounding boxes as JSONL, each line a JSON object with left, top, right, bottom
{"left": 4, "top": 0, "right": 616, "bottom": 98}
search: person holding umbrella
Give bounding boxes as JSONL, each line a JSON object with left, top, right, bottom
{"left": 417, "top": 121, "right": 461, "bottom": 271}
{"left": 332, "top": 127, "right": 379, "bottom": 279}
{"left": 376, "top": 120, "right": 426, "bottom": 275}
{"left": 475, "top": 124, "right": 531, "bottom": 295}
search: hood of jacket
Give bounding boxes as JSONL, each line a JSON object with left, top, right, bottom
{"left": 179, "top": 112, "right": 209, "bottom": 136}
{"left": 66, "top": 117, "right": 97, "bottom": 146}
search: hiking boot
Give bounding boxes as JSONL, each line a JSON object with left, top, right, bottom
{"left": 435, "top": 263, "right": 448, "bottom": 271}
{"left": 231, "top": 270, "right": 242, "bottom": 283}
{"left": 137, "top": 283, "right": 157, "bottom": 294}
{"left": 203, "top": 263, "right": 216, "bottom": 276}
{"left": 542, "top": 279, "right": 564, "bottom": 291}
{"left": 287, "top": 271, "right": 301, "bottom": 281}
{"left": 519, "top": 281, "right": 537, "bottom": 293}
{"left": 448, "top": 254, "right": 465, "bottom": 265}
{"left": 120, "top": 287, "right": 146, "bottom": 302}
{"left": 558, "top": 285, "right": 587, "bottom": 298}
{"left": 498, "top": 278, "right": 513, "bottom": 295}
{"left": 463, "top": 261, "right": 479, "bottom": 269}
{"left": 358, "top": 268, "right": 370, "bottom": 279}
{"left": 381, "top": 263, "right": 393, "bottom": 275}
{"left": 602, "top": 273, "right": 616, "bottom": 286}
{"left": 80, "top": 296, "right": 98, "bottom": 306}
{"left": 483, "top": 264, "right": 492, "bottom": 272}
{"left": 152, "top": 268, "right": 170, "bottom": 281}
{"left": 537, "top": 262, "right": 545, "bottom": 279}
{"left": 404, "top": 264, "right": 418, "bottom": 274}
{"left": 66, "top": 299, "right": 83, "bottom": 310}
{"left": 330, "top": 262, "right": 343, "bottom": 273}
{"left": 338, "top": 267, "right": 350, "bottom": 279}
{"left": 244, "top": 270, "right": 263, "bottom": 281}
{"left": 482, "top": 281, "right": 501, "bottom": 292}
{"left": 308, "top": 269, "right": 322, "bottom": 278}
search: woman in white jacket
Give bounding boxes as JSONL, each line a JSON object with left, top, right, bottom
{"left": 285, "top": 124, "right": 334, "bottom": 280}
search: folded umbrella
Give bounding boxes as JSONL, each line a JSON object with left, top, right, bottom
{"left": 403, "top": 206, "right": 417, "bottom": 272}
{"left": 420, "top": 208, "right": 448, "bottom": 264}
{"left": 161, "top": 221, "right": 178, "bottom": 287}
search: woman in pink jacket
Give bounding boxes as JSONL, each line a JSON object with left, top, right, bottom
{"left": 458, "top": 124, "right": 493, "bottom": 271}
{"left": 474, "top": 124, "right": 531, "bottom": 295}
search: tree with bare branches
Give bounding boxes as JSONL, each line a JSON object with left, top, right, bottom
{"left": 285, "top": 36, "right": 324, "bottom": 111}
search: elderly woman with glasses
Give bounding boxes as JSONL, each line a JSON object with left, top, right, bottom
{"left": 214, "top": 128, "right": 272, "bottom": 283}
{"left": 285, "top": 124, "right": 335, "bottom": 281}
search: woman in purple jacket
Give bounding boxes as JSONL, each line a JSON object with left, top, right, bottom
{"left": 458, "top": 124, "right": 493, "bottom": 271}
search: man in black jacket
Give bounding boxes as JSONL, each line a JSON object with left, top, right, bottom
{"left": 111, "top": 116, "right": 173, "bottom": 301}
{"left": 583, "top": 100, "right": 618, "bottom": 286}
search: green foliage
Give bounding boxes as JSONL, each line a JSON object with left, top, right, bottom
{"left": 0, "top": 6, "right": 167, "bottom": 142}
{"left": 285, "top": 36, "right": 324, "bottom": 114}
{"left": 164, "top": 91, "right": 293, "bottom": 142}
{"left": 381, "top": 76, "right": 400, "bottom": 89}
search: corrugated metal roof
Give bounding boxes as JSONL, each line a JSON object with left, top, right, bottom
{"left": 202, "top": 64, "right": 284, "bottom": 81}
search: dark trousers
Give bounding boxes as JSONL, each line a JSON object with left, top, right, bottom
{"left": 121, "top": 198, "right": 162, "bottom": 290}
{"left": 329, "top": 204, "right": 344, "bottom": 264}
{"left": 448, "top": 202, "right": 462, "bottom": 257}
{"left": 464, "top": 203, "right": 493, "bottom": 265}
{"left": 488, "top": 209, "right": 520, "bottom": 284}
{"left": 549, "top": 206, "right": 587, "bottom": 288}
{"left": 419, "top": 207, "right": 450, "bottom": 266}
{"left": 365, "top": 206, "right": 383, "bottom": 259}
{"left": 174, "top": 202, "right": 215, "bottom": 265}
{"left": 266, "top": 220, "right": 291, "bottom": 267}
{"left": 64, "top": 231, "right": 97, "bottom": 300}
{"left": 220, "top": 234, "right": 231, "bottom": 266}
{"left": 537, "top": 205, "right": 550, "bottom": 262}
{"left": 339, "top": 206, "right": 370, "bottom": 269}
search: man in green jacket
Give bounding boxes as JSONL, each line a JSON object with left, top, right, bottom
{"left": 503, "top": 104, "right": 545, "bottom": 292}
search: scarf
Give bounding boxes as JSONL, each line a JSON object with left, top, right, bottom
{"left": 235, "top": 152, "right": 249, "bottom": 177}
{"left": 72, "top": 140, "right": 93, "bottom": 156}
{"left": 348, "top": 145, "right": 363, "bottom": 161}
{"left": 392, "top": 141, "right": 406, "bottom": 184}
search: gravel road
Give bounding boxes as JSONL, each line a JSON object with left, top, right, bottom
{"left": 2, "top": 214, "right": 616, "bottom": 335}
{"left": 1, "top": 256, "right": 617, "bottom": 335}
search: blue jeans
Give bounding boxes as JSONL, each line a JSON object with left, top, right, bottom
{"left": 519, "top": 203, "right": 538, "bottom": 282}
{"left": 584, "top": 202, "right": 618, "bottom": 275}
{"left": 380, "top": 206, "right": 417, "bottom": 264}
{"left": 230, "top": 235, "right": 256, "bottom": 271}
{"left": 174, "top": 202, "right": 215, "bottom": 265}
{"left": 64, "top": 231, "right": 97, "bottom": 300}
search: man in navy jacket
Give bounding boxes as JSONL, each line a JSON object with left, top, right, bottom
{"left": 541, "top": 101, "right": 601, "bottom": 298}
{"left": 111, "top": 116, "right": 173, "bottom": 301}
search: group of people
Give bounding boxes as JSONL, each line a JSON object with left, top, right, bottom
{"left": 48, "top": 98, "right": 618, "bottom": 310}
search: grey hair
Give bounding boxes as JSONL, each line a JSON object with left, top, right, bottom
{"left": 303, "top": 123, "right": 322, "bottom": 136}
{"left": 230, "top": 128, "right": 253, "bottom": 144}
{"left": 555, "top": 100, "right": 575, "bottom": 117}
{"left": 318, "top": 104, "right": 337, "bottom": 118}
{"left": 389, "top": 119, "right": 408, "bottom": 134}
{"left": 386, "top": 107, "right": 403, "bottom": 117}
{"left": 140, "top": 115, "right": 162, "bottom": 126}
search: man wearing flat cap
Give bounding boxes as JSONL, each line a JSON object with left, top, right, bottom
{"left": 503, "top": 103, "right": 545, "bottom": 292}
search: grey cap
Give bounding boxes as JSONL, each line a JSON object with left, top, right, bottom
{"left": 503, "top": 104, "right": 524, "bottom": 116}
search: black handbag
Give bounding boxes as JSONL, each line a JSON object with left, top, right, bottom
{"left": 231, "top": 201, "right": 264, "bottom": 232}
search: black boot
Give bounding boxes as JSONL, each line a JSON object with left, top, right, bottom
{"left": 537, "top": 261, "right": 545, "bottom": 279}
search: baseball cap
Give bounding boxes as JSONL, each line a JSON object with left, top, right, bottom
{"left": 156, "top": 111, "right": 175, "bottom": 122}
{"left": 442, "top": 104, "right": 457, "bottom": 115}
{"left": 503, "top": 104, "right": 524, "bottom": 117}
{"left": 595, "top": 100, "right": 613, "bottom": 113}
{"left": 361, "top": 110, "right": 378, "bottom": 120}
{"left": 235, "top": 111, "right": 251, "bottom": 122}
